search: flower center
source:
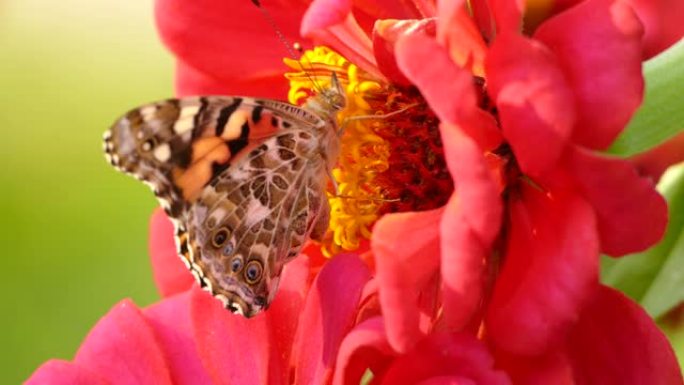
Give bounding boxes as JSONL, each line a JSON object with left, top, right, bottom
{"left": 285, "top": 47, "right": 453, "bottom": 255}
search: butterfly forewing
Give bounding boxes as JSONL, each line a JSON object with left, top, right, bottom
{"left": 104, "top": 95, "right": 338, "bottom": 317}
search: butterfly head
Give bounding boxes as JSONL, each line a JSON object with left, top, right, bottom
{"left": 317, "top": 72, "right": 346, "bottom": 113}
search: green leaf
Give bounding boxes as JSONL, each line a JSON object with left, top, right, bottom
{"left": 608, "top": 39, "right": 684, "bottom": 157}
{"left": 601, "top": 163, "right": 684, "bottom": 318}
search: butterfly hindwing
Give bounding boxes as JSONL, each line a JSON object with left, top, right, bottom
{"left": 182, "top": 128, "right": 330, "bottom": 316}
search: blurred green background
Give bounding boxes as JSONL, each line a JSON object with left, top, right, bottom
{"left": 0, "top": 0, "right": 170, "bottom": 382}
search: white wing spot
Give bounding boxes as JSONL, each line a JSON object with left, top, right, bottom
{"left": 153, "top": 143, "right": 172, "bottom": 162}
{"left": 173, "top": 118, "right": 195, "bottom": 134}
{"left": 140, "top": 105, "right": 157, "bottom": 120}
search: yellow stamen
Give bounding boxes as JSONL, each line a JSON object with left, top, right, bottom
{"left": 284, "top": 46, "right": 390, "bottom": 256}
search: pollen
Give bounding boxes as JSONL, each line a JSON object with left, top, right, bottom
{"left": 284, "top": 46, "right": 452, "bottom": 256}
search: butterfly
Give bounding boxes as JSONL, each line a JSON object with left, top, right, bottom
{"left": 103, "top": 74, "right": 346, "bottom": 317}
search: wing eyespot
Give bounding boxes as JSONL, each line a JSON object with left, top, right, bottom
{"left": 141, "top": 138, "right": 156, "bottom": 152}
{"left": 244, "top": 260, "right": 263, "bottom": 284}
{"left": 229, "top": 256, "right": 243, "bottom": 273}
{"left": 212, "top": 227, "right": 230, "bottom": 248}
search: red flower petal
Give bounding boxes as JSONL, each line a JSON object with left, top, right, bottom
{"left": 395, "top": 33, "right": 501, "bottom": 150}
{"left": 534, "top": 0, "right": 644, "bottom": 150}
{"left": 301, "top": 0, "right": 352, "bottom": 35}
{"left": 494, "top": 350, "right": 574, "bottom": 385}
{"left": 372, "top": 208, "right": 443, "bottom": 353}
{"left": 439, "top": 123, "right": 502, "bottom": 330}
{"left": 175, "top": 59, "right": 289, "bottom": 99}
{"left": 144, "top": 291, "right": 213, "bottom": 385}
{"left": 566, "top": 146, "right": 667, "bottom": 256}
{"left": 155, "top": 0, "right": 308, "bottom": 99}
{"left": 26, "top": 360, "right": 109, "bottom": 385}
{"left": 624, "top": 0, "right": 684, "bottom": 58}
{"left": 74, "top": 299, "right": 173, "bottom": 385}
{"left": 486, "top": 33, "right": 575, "bottom": 178}
{"left": 290, "top": 254, "right": 372, "bottom": 384}
{"left": 567, "top": 285, "right": 684, "bottom": 385}
{"left": 487, "top": 185, "right": 599, "bottom": 355}
{"left": 380, "top": 333, "right": 512, "bottom": 385}
{"left": 264, "top": 255, "right": 312, "bottom": 385}
{"left": 333, "top": 317, "right": 396, "bottom": 385}
{"left": 191, "top": 287, "right": 271, "bottom": 385}
{"left": 372, "top": 18, "right": 436, "bottom": 86}
{"left": 149, "top": 208, "right": 194, "bottom": 297}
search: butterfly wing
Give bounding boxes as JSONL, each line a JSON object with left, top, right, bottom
{"left": 103, "top": 96, "right": 325, "bottom": 219}
{"left": 104, "top": 96, "right": 333, "bottom": 317}
{"left": 179, "top": 128, "right": 331, "bottom": 316}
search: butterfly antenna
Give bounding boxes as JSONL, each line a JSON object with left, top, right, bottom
{"left": 250, "top": 0, "right": 325, "bottom": 94}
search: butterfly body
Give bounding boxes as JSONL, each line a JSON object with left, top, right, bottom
{"left": 104, "top": 80, "right": 345, "bottom": 317}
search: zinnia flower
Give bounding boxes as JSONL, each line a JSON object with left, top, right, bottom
{"left": 27, "top": 0, "right": 684, "bottom": 383}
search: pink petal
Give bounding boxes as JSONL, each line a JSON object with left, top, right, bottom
{"left": 566, "top": 146, "right": 668, "bottom": 256}
{"left": 149, "top": 208, "right": 195, "bottom": 297}
{"left": 372, "top": 208, "right": 443, "bottom": 353}
{"left": 567, "top": 285, "right": 684, "bottom": 385}
{"left": 155, "top": 0, "right": 308, "bottom": 99}
{"left": 372, "top": 18, "right": 436, "bottom": 86}
{"left": 74, "top": 299, "right": 173, "bottom": 385}
{"left": 439, "top": 123, "right": 502, "bottom": 330}
{"left": 380, "top": 333, "right": 511, "bottom": 385}
{"left": 302, "top": 12, "right": 382, "bottom": 79}
{"left": 486, "top": 33, "right": 575, "bottom": 178}
{"left": 624, "top": 0, "right": 684, "bottom": 58}
{"left": 301, "top": 0, "right": 352, "bottom": 35}
{"left": 353, "top": 0, "right": 428, "bottom": 34}
{"left": 333, "top": 317, "right": 396, "bottom": 385}
{"left": 144, "top": 291, "right": 212, "bottom": 385}
{"left": 290, "top": 254, "right": 372, "bottom": 385}
{"left": 395, "top": 32, "right": 502, "bottom": 150}
{"left": 264, "top": 255, "right": 312, "bottom": 385}
{"left": 490, "top": 0, "right": 525, "bottom": 33}
{"left": 191, "top": 288, "right": 270, "bottom": 385}
{"left": 436, "top": 0, "right": 488, "bottom": 76}
{"left": 26, "top": 360, "right": 109, "bottom": 385}
{"left": 486, "top": 185, "right": 599, "bottom": 355}
{"left": 534, "top": 0, "right": 644, "bottom": 150}
{"left": 494, "top": 350, "right": 574, "bottom": 385}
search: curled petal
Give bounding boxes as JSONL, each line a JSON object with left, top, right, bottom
{"left": 395, "top": 33, "right": 501, "bottom": 150}
{"left": 290, "top": 254, "right": 372, "bottom": 385}
{"left": 439, "top": 123, "right": 502, "bottom": 330}
{"left": 74, "top": 300, "right": 173, "bottom": 385}
{"left": 534, "top": 0, "right": 644, "bottom": 150}
{"left": 567, "top": 285, "right": 684, "bottom": 385}
{"left": 624, "top": 0, "right": 684, "bottom": 58}
{"left": 302, "top": 10, "right": 381, "bottom": 78}
{"left": 487, "top": 185, "right": 599, "bottom": 355}
{"left": 191, "top": 288, "right": 270, "bottom": 385}
{"left": 155, "top": 0, "right": 307, "bottom": 98}
{"left": 144, "top": 291, "right": 213, "bottom": 385}
{"left": 630, "top": 131, "right": 684, "bottom": 181}
{"left": 373, "top": 18, "right": 436, "bottom": 85}
{"left": 486, "top": 33, "right": 575, "bottom": 178}
{"left": 149, "top": 208, "right": 195, "bottom": 297}
{"left": 380, "top": 333, "right": 512, "bottom": 385}
{"left": 333, "top": 317, "right": 395, "bottom": 385}
{"left": 566, "top": 146, "right": 668, "bottom": 256}
{"left": 372, "top": 209, "right": 443, "bottom": 353}
{"left": 26, "top": 360, "right": 109, "bottom": 385}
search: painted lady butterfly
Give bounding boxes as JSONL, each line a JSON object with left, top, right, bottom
{"left": 103, "top": 75, "right": 346, "bottom": 317}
